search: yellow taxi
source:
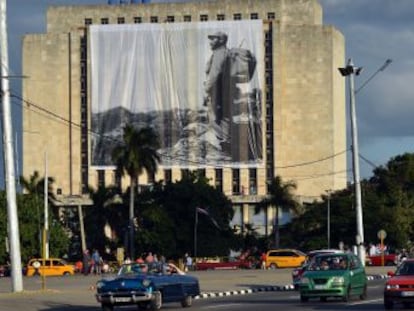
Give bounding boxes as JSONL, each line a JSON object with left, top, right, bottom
{"left": 26, "top": 258, "right": 75, "bottom": 276}
{"left": 265, "top": 249, "right": 306, "bottom": 269}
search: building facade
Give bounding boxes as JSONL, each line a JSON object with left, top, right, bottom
{"left": 22, "top": 0, "right": 346, "bottom": 235}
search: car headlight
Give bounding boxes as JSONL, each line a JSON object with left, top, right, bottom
{"left": 300, "top": 277, "right": 309, "bottom": 284}
{"left": 331, "top": 276, "right": 345, "bottom": 285}
{"left": 96, "top": 281, "right": 105, "bottom": 289}
{"left": 386, "top": 284, "right": 400, "bottom": 290}
{"left": 142, "top": 279, "right": 151, "bottom": 287}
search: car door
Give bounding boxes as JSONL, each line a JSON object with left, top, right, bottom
{"left": 349, "top": 254, "right": 366, "bottom": 294}
{"left": 155, "top": 274, "right": 184, "bottom": 302}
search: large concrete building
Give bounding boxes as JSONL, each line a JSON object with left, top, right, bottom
{"left": 22, "top": 0, "right": 346, "bottom": 235}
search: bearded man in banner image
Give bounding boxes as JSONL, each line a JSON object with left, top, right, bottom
{"left": 203, "top": 31, "right": 236, "bottom": 157}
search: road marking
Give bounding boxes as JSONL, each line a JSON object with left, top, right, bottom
{"left": 350, "top": 298, "right": 383, "bottom": 305}
{"left": 204, "top": 303, "right": 243, "bottom": 309}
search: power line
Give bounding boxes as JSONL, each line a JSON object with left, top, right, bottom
{"left": 11, "top": 90, "right": 350, "bottom": 172}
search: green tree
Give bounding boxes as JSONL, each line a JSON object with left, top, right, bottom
{"left": 111, "top": 125, "right": 160, "bottom": 259}
{"left": 84, "top": 185, "right": 127, "bottom": 258}
{"left": 257, "top": 176, "right": 299, "bottom": 249}
{"left": 136, "top": 172, "right": 235, "bottom": 259}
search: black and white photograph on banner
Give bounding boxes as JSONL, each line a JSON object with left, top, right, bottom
{"left": 89, "top": 20, "right": 264, "bottom": 168}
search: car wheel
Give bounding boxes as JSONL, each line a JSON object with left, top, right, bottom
{"left": 137, "top": 302, "right": 147, "bottom": 310}
{"left": 300, "top": 295, "right": 309, "bottom": 302}
{"left": 342, "top": 286, "right": 351, "bottom": 302}
{"left": 384, "top": 299, "right": 394, "bottom": 309}
{"left": 101, "top": 303, "right": 114, "bottom": 311}
{"left": 181, "top": 295, "right": 192, "bottom": 307}
{"left": 403, "top": 302, "right": 410, "bottom": 308}
{"left": 269, "top": 263, "right": 278, "bottom": 269}
{"left": 149, "top": 291, "right": 162, "bottom": 311}
{"left": 360, "top": 284, "right": 367, "bottom": 300}
{"left": 63, "top": 272, "right": 71, "bottom": 276}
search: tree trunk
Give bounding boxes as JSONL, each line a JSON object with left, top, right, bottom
{"left": 274, "top": 206, "right": 280, "bottom": 249}
{"left": 129, "top": 177, "right": 135, "bottom": 260}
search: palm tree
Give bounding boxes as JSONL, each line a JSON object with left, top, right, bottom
{"left": 111, "top": 124, "right": 160, "bottom": 259}
{"left": 19, "top": 170, "right": 55, "bottom": 198}
{"left": 257, "top": 176, "right": 298, "bottom": 249}
{"left": 19, "top": 170, "right": 57, "bottom": 249}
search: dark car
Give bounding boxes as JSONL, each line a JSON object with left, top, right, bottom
{"left": 299, "top": 252, "right": 367, "bottom": 302}
{"left": 95, "top": 262, "right": 200, "bottom": 311}
{"left": 384, "top": 259, "right": 414, "bottom": 309}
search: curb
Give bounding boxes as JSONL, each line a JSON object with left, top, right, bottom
{"left": 195, "top": 274, "right": 389, "bottom": 300}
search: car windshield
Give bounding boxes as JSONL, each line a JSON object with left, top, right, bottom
{"left": 308, "top": 255, "right": 348, "bottom": 271}
{"left": 396, "top": 261, "right": 414, "bottom": 276}
{"left": 118, "top": 263, "right": 172, "bottom": 276}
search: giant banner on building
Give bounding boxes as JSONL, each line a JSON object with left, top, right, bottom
{"left": 90, "top": 20, "right": 264, "bottom": 168}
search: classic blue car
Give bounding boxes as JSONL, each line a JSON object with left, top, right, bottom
{"left": 95, "top": 262, "right": 200, "bottom": 311}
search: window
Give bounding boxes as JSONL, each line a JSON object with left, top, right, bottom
{"left": 215, "top": 168, "right": 223, "bottom": 192}
{"left": 98, "top": 170, "right": 105, "bottom": 188}
{"left": 164, "top": 169, "right": 172, "bottom": 183}
{"left": 249, "top": 168, "right": 257, "bottom": 195}
{"left": 183, "top": 15, "right": 191, "bottom": 22}
{"left": 117, "top": 17, "right": 125, "bottom": 24}
{"left": 232, "top": 168, "right": 240, "bottom": 194}
{"left": 133, "top": 16, "right": 142, "bottom": 23}
{"left": 267, "top": 12, "right": 275, "bottom": 20}
{"left": 101, "top": 18, "right": 109, "bottom": 24}
{"left": 250, "top": 13, "right": 259, "bottom": 20}
{"left": 200, "top": 14, "right": 208, "bottom": 21}
{"left": 233, "top": 13, "right": 242, "bottom": 20}
{"left": 181, "top": 169, "right": 190, "bottom": 179}
{"left": 198, "top": 169, "right": 206, "bottom": 177}
{"left": 84, "top": 18, "right": 92, "bottom": 25}
{"left": 217, "top": 14, "right": 225, "bottom": 20}
{"left": 166, "top": 16, "right": 174, "bottom": 22}
{"left": 114, "top": 171, "right": 122, "bottom": 190}
{"left": 148, "top": 171, "right": 155, "bottom": 184}
{"left": 150, "top": 16, "right": 158, "bottom": 23}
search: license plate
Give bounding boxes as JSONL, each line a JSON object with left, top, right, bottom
{"left": 314, "top": 285, "right": 326, "bottom": 290}
{"left": 401, "top": 291, "right": 414, "bottom": 297}
{"left": 114, "top": 297, "right": 132, "bottom": 302}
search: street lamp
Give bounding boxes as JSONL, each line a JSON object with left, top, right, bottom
{"left": 339, "top": 58, "right": 365, "bottom": 265}
{"left": 338, "top": 58, "right": 392, "bottom": 266}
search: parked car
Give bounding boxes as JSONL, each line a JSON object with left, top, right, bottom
{"left": 292, "top": 249, "right": 342, "bottom": 288}
{"left": 367, "top": 252, "right": 398, "bottom": 266}
{"left": 0, "top": 264, "right": 10, "bottom": 277}
{"left": 384, "top": 259, "right": 414, "bottom": 309}
{"left": 299, "top": 252, "right": 367, "bottom": 302}
{"left": 95, "top": 262, "right": 200, "bottom": 311}
{"left": 26, "top": 258, "right": 75, "bottom": 277}
{"left": 195, "top": 256, "right": 252, "bottom": 270}
{"left": 265, "top": 249, "right": 306, "bottom": 269}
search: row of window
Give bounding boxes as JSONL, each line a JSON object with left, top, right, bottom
{"left": 96, "top": 168, "right": 258, "bottom": 195}
{"left": 84, "top": 12, "right": 275, "bottom": 25}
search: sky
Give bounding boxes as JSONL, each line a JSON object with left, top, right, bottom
{"left": 3, "top": 0, "right": 414, "bottom": 188}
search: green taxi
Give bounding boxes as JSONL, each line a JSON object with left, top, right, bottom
{"left": 299, "top": 252, "right": 367, "bottom": 302}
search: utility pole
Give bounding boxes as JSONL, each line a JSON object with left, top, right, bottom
{"left": 0, "top": 0, "right": 23, "bottom": 292}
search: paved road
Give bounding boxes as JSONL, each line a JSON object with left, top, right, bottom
{"left": 0, "top": 266, "right": 392, "bottom": 311}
